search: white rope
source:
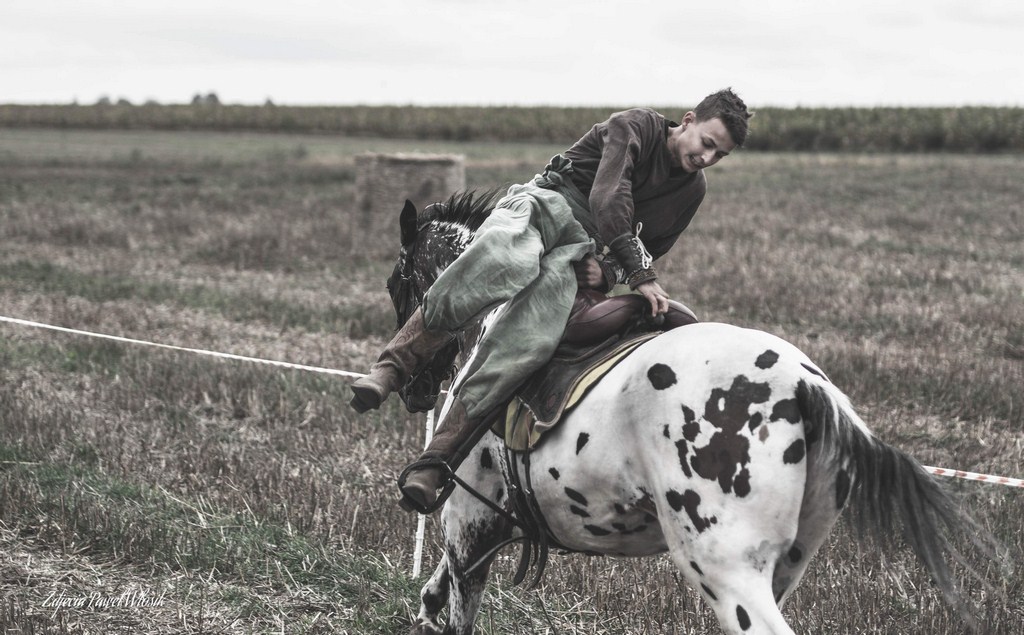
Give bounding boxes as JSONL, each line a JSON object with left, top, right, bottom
{"left": 0, "top": 315, "right": 365, "bottom": 378}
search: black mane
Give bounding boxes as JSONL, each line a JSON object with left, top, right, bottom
{"left": 420, "top": 188, "right": 504, "bottom": 233}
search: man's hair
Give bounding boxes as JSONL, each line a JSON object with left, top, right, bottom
{"left": 693, "top": 88, "right": 753, "bottom": 147}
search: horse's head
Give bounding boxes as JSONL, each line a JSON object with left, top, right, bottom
{"left": 385, "top": 200, "right": 424, "bottom": 331}
{"left": 385, "top": 191, "right": 499, "bottom": 412}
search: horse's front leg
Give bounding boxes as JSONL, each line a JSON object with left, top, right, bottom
{"left": 410, "top": 556, "right": 450, "bottom": 635}
{"left": 439, "top": 442, "right": 512, "bottom": 635}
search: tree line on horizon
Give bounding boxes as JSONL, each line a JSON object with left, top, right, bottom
{"left": 1, "top": 102, "right": 1022, "bottom": 153}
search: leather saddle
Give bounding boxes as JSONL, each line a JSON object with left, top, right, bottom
{"left": 563, "top": 288, "right": 696, "bottom": 346}
{"left": 500, "top": 289, "right": 697, "bottom": 449}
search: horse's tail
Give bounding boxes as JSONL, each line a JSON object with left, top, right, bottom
{"left": 796, "top": 377, "right": 1004, "bottom": 629}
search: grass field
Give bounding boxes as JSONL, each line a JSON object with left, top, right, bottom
{"left": 0, "top": 128, "right": 1022, "bottom": 634}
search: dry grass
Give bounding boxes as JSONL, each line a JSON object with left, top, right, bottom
{"left": 0, "top": 130, "right": 1021, "bottom": 633}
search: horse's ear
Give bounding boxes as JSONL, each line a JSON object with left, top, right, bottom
{"left": 400, "top": 199, "right": 418, "bottom": 247}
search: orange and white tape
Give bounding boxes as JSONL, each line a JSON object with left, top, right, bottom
{"left": 924, "top": 466, "right": 1024, "bottom": 489}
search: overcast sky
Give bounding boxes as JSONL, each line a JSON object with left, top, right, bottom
{"left": 2, "top": 0, "right": 1022, "bottom": 108}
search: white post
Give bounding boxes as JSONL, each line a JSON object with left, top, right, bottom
{"left": 411, "top": 407, "right": 435, "bottom": 577}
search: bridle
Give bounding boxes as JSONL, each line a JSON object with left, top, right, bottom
{"left": 387, "top": 241, "right": 421, "bottom": 330}
{"left": 386, "top": 233, "right": 462, "bottom": 413}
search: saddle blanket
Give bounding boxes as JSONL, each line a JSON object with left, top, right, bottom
{"left": 498, "top": 332, "right": 659, "bottom": 451}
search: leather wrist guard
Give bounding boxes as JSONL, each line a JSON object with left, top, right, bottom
{"left": 608, "top": 232, "right": 656, "bottom": 290}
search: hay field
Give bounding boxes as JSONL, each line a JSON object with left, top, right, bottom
{"left": 0, "top": 128, "right": 1021, "bottom": 634}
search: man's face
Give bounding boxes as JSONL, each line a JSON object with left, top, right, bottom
{"left": 671, "top": 112, "right": 737, "bottom": 173}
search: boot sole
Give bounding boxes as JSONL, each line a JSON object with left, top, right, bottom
{"left": 397, "top": 483, "right": 434, "bottom": 508}
{"left": 349, "top": 384, "right": 384, "bottom": 413}
{"left": 398, "top": 482, "right": 437, "bottom": 514}
{"left": 398, "top": 496, "right": 418, "bottom": 513}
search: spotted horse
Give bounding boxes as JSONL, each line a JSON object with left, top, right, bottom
{"left": 386, "top": 192, "right": 1001, "bottom": 635}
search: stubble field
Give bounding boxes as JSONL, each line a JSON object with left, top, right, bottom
{"left": 0, "top": 128, "right": 1022, "bottom": 634}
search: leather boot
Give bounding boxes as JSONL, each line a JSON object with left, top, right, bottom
{"left": 349, "top": 307, "right": 453, "bottom": 413}
{"left": 398, "top": 398, "right": 479, "bottom": 513}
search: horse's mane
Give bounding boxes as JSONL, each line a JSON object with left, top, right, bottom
{"left": 420, "top": 188, "right": 504, "bottom": 233}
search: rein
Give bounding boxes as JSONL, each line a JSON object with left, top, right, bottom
{"left": 462, "top": 401, "right": 580, "bottom": 588}
{"left": 387, "top": 242, "right": 420, "bottom": 330}
{"left": 398, "top": 398, "right": 574, "bottom": 588}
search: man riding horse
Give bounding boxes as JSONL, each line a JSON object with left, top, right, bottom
{"left": 350, "top": 89, "right": 753, "bottom": 513}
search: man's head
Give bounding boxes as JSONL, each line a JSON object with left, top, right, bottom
{"left": 694, "top": 88, "right": 752, "bottom": 148}
{"left": 670, "top": 88, "right": 753, "bottom": 173}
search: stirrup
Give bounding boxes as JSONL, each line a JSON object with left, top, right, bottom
{"left": 397, "top": 457, "right": 457, "bottom": 514}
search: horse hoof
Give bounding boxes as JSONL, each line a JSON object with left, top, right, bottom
{"left": 408, "top": 621, "right": 443, "bottom": 635}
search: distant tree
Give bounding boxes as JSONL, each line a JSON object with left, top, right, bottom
{"left": 117, "top": 98, "right": 132, "bottom": 106}
{"left": 264, "top": 97, "right": 276, "bottom": 107}
{"left": 95, "top": 95, "right": 112, "bottom": 106}
{"left": 191, "top": 92, "right": 220, "bottom": 105}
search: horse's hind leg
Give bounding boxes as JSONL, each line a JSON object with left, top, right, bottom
{"left": 657, "top": 470, "right": 803, "bottom": 633}
{"left": 669, "top": 545, "right": 797, "bottom": 635}
{"left": 410, "top": 556, "right": 450, "bottom": 635}
{"left": 771, "top": 443, "right": 847, "bottom": 607}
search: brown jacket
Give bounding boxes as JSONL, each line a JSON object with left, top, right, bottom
{"left": 564, "top": 107, "right": 707, "bottom": 261}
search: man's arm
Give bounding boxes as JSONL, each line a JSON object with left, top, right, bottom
{"left": 586, "top": 111, "right": 651, "bottom": 243}
{"left": 573, "top": 256, "right": 666, "bottom": 316}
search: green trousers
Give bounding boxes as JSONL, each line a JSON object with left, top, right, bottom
{"left": 421, "top": 176, "right": 594, "bottom": 419}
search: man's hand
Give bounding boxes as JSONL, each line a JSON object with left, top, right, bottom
{"left": 635, "top": 280, "right": 670, "bottom": 317}
{"left": 573, "top": 254, "right": 606, "bottom": 289}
